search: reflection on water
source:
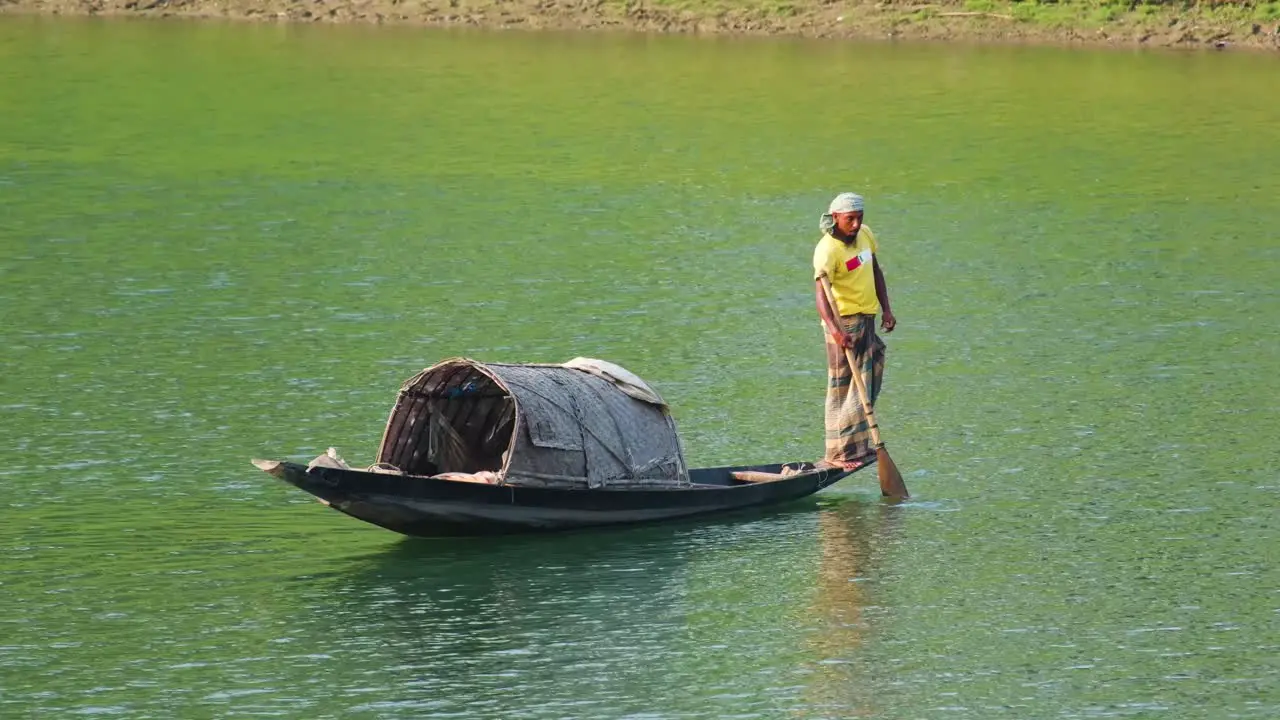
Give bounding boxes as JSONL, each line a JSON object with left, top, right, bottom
{"left": 289, "top": 510, "right": 815, "bottom": 717}
{"left": 799, "top": 500, "right": 904, "bottom": 718}
{"left": 211, "top": 500, "right": 907, "bottom": 719}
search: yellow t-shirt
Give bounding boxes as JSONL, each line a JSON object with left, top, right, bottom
{"left": 812, "top": 227, "right": 880, "bottom": 316}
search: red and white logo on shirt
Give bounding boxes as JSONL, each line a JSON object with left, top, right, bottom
{"left": 845, "top": 249, "right": 873, "bottom": 272}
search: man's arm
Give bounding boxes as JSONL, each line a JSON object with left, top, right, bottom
{"left": 816, "top": 277, "right": 853, "bottom": 348}
{"left": 873, "top": 259, "right": 896, "bottom": 333}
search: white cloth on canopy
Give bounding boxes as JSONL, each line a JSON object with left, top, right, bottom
{"left": 560, "top": 357, "right": 666, "bottom": 407}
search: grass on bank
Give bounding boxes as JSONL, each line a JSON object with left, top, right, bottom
{"left": 639, "top": 0, "right": 1280, "bottom": 34}
{"left": 982, "top": 0, "right": 1280, "bottom": 27}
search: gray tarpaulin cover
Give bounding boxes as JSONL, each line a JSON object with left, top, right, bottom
{"left": 376, "top": 358, "right": 689, "bottom": 490}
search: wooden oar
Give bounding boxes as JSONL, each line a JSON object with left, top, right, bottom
{"left": 818, "top": 275, "right": 909, "bottom": 499}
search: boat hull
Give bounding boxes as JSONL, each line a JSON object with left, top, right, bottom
{"left": 254, "top": 460, "right": 856, "bottom": 537}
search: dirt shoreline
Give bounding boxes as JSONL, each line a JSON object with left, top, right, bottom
{"left": 4, "top": 0, "right": 1280, "bottom": 51}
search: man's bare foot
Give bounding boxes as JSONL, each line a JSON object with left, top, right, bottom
{"left": 816, "top": 459, "right": 867, "bottom": 471}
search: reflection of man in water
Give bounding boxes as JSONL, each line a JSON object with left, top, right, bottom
{"left": 801, "top": 502, "right": 902, "bottom": 716}
{"left": 813, "top": 192, "right": 897, "bottom": 471}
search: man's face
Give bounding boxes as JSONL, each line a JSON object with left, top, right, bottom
{"left": 833, "top": 211, "right": 863, "bottom": 238}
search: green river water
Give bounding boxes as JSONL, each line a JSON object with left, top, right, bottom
{"left": 1, "top": 15, "right": 1278, "bottom": 719}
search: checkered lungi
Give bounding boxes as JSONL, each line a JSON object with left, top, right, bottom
{"left": 824, "top": 314, "right": 885, "bottom": 466}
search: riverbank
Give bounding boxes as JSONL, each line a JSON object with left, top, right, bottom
{"left": 4, "top": 0, "right": 1279, "bottom": 50}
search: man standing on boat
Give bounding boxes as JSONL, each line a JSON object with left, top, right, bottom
{"left": 813, "top": 192, "right": 896, "bottom": 471}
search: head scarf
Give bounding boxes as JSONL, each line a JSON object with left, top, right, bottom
{"left": 819, "top": 192, "right": 865, "bottom": 233}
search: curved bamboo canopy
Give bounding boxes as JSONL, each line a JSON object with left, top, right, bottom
{"left": 376, "top": 358, "right": 689, "bottom": 490}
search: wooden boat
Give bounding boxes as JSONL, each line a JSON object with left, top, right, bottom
{"left": 252, "top": 458, "right": 855, "bottom": 536}
{"left": 252, "top": 357, "right": 859, "bottom": 537}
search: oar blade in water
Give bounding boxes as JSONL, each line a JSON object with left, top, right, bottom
{"left": 876, "top": 446, "right": 909, "bottom": 499}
